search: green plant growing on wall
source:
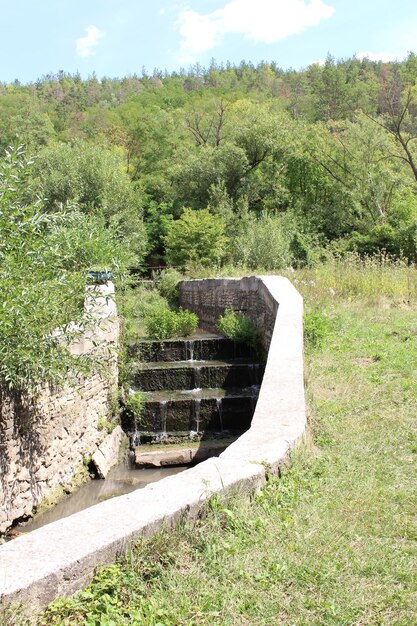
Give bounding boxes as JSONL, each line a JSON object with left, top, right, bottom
{"left": 124, "top": 390, "right": 145, "bottom": 423}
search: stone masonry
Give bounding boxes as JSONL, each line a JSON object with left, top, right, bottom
{"left": 0, "top": 276, "right": 306, "bottom": 614}
{"left": 0, "top": 283, "right": 119, "bottom": 534}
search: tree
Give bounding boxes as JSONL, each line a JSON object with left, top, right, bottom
{"left": 367, "top": 62, "right": 417, "bottom": 186}
{"left": 31, "top": 141, "right": 148, "bottom": 265}
{"left": 0, "top": 146, "right": 132, "bottom": 389}
{"left": 164, "top": 208, "right": 228, "bottom": 268}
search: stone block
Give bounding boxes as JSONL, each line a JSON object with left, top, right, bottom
{"left": 91, "top": 426, "right": 127, "bottom": 479}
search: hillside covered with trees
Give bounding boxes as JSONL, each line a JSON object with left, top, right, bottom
{"left": 1, "top": 53, "right": 417, "bottom": 272}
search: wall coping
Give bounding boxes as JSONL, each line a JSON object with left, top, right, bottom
{"left": 0, "top": 276, "right": 305, "bottom": 613}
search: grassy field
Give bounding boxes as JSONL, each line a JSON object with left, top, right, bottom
{"left": 4, "top": 261, "right": 417, "bottom": 626}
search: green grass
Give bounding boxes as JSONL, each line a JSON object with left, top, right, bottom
{"left": 3, "top": 262, "right": 416, "bottom": 626}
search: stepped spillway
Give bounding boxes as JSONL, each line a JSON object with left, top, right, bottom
{"left": 124, "top": 333, "right": 265, "bottom": 445}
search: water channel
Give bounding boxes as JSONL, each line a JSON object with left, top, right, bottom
{"left": 13, "top": 460, "right": 185, "bottom": 537}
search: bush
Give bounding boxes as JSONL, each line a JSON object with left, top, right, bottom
{"left": 119, "top": 282, "right": 169, "bottom": 343}
{"left": 31, "top": 141, "right": 148, "bottom": 266}
{"left": 176, "top": 308, "right": 198, "bottom": 337}
{"left": 144, "top": 304, "right": 199, "bottom": 340}
{"left": 124, "top": 391, "right": 145, "bottom": 421}
{"left": 145, "top": 307, "right": 179, "bottom": 340}
{"left": 216, "top": 309, "right": 259, "bottom": 348}
{"left": 231, "top": 212, "right": 293, "bottom": 270}
{"left": 0, "top": 146, "right": 131, "bottom": 389}
{"left": 144, "top": 307, "right": 199, "bottom": 340}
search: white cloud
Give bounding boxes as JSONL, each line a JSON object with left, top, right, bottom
{"left": 76, "top": 25, "right": 104, "bottom": 58}
{"left": 355, "top": 51, "right": 398, "bottom": 63}
{"left": 177, "top": 0, "right": 335, "bottom": 63}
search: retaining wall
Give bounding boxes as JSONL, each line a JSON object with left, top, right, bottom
{"left": 0, "top": 283, "right": 119, "bottom": 534}
{"left": 0, "top": 276, "right": 305, "bottom": 615}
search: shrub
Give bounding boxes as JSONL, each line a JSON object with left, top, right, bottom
{"left": 32, "top": 142, "right": 148, "bottom": 266}
{"left": 124, "top": 391, "right": 145, "bottom": 421}
{"left": 216, "top": 309, "right": 259, "bottom": 349}
{"left": 144, "top": 305, "right": 199, "bottom": 340}
{"left": 231, "top": 212, "right": 293, "bottom": 270}
{"left": 145, "top": 307, "right": 179, "bottom": 340}
{"left": 158, "top": 268, "right": 183, "bottom": 304}
{"left": 0, "top": 146, "right": 131, "bottom": 389}
{"left": 176, "top": 309, "right": 198, "bottom": 337}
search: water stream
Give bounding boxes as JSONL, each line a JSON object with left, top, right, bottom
{"left": 13, "top": 460, "right": 185, "bottom": 536}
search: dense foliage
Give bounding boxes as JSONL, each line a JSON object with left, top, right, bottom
{"left": 144, "top": 306, "right": 198, "bottom": 340}
{"left": 1, "top": 55, "right": 417, "bottom": 266}
{"left": 0, "top": 146, "right": 132, "bottom": 389}
{"left": 2, "top": 54, "right": 417, "bottom": 384}
{"left": 216, "top": 309, "right": 259, "bottom": 349}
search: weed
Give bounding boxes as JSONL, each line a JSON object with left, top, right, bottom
{"left": 123, "top": 390, "right": 145, "bottom": 422}
{"left": 304, "top": 307, "right": 332, "bottom": 348}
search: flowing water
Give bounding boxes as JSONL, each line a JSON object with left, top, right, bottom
{"left": 14, "top": 460, "right": 185, "bottom": 536}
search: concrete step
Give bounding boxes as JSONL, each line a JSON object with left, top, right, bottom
{"left": 130, "top": 359, "right": 264, "bottom": 392}
{"left": 121, "top": 386, "right": 260, "bottom": 441}
{"left": 127, "top": 335, "right": 257, "bottom": 363}
{"left": 134, "top": 437, "right": 238, "bottom": 468}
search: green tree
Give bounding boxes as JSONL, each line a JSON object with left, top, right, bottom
{"left": 231, "top": 212, "right": 293, "bottom": 270}
{"left": 0, "top": 146, "right": 131, "bottom": 389}
{"left": 164, "top": 208, "right": 228, "bottom": 268}
{"left": 31, "top": 141, "right": 147, "bottom": 265}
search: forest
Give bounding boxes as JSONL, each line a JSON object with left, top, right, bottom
{"left": 1, "top": 53, "right": 417, "bottom": 387}
{"left": 1, "top": 53, "right": 417, "bottom": 270}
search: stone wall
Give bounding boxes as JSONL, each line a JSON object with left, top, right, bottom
{"left": 0, "top": 283, "right": 119, "bottom": 534}
{"left": 179, "top": 276, "right": 278, "bottom": 349}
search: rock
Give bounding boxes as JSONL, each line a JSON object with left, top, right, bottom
{"left": 91, "top": 426, "right": 127, "bottom": 478}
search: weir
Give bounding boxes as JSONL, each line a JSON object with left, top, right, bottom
{"left": 0, "top": 276, "right": 306, "bottom": 615}
{"left": 124, "top": 334, "right": 264, "bottom": 444}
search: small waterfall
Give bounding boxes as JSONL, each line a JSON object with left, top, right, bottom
{"left": 194, "top": 366, "right": 201, "bottom": 390}
{"left": 216, "top": 397, "right": 223, "bottom": 431}
{"left": 160, "top": 400, "right": 168, "bottom": 436}
{"left": 131, "top": 429, "right": 141, "bottom": 448}
{"left": 186, "top": 340, "right": 195, "bottom": 362}
{"left": 194, "top": 398, "right": 201, "bottom": 432}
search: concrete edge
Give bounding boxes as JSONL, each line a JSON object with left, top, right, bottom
{"left": 0, "top": 275, "right": 306, "bottom": 614}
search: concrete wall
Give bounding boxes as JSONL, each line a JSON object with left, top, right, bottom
{"left": 0, "top": 276, "right": 305, "bottom": 615}
{"left": 180, "top": 275, "right": 278, "bottom": 349}
{"left": 0, "top": 283, "right": 119, "bottom": 534}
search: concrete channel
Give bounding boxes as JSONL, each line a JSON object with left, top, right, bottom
{"left": 0, "top": 275, "right": 306, "bottom": 615}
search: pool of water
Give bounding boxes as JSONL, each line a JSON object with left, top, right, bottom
{"left": 14, "top": 460, "right": 185, "bottom": 536}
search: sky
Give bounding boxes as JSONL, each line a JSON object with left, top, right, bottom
{"left": 1, "top": 0, "right": 417, "bottom": 83}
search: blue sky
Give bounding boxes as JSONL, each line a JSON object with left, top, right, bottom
{"left": 1, "top": 0, "right": 417, "bottom": 83}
